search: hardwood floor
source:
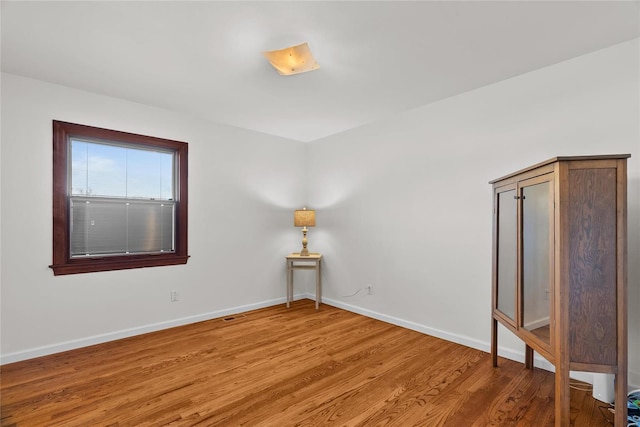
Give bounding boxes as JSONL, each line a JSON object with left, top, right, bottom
{"left": 1, "top": 300, "right": 612, "bottom": 426}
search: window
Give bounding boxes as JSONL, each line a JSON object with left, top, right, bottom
{"left": 50, "top": 121, "right": 189, "bottom": 275}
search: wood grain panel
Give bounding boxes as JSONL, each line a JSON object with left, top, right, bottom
{"left": 568, "top": 168, "right": 617, "bottom": 365}
{"left": 0, "top": 301, "right": 611, "bottom": 426}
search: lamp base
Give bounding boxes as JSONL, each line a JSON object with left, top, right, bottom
{"left": 300, "top": 227, "right": 310, "bottom": 256}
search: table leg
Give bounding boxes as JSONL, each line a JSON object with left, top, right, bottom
{"left": 286, "top": 261, "right": 292, "bottom": 308}
{"left": 315, "top": 260, "right": 321, "bottom": 309}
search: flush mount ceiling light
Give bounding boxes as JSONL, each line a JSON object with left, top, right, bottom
{"left": 263, "top": 42, "right": 320, "bottom": 76}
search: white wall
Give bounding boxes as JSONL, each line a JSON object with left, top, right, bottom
{"left": 307, "top": 39, "right": 640, "bottom": 387}
{"left": 0, "top": 73, "right": 307, "bottom": 363}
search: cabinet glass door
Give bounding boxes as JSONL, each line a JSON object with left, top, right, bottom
{"left": 496, "top": 187, "right": 517, "bottom": 322}
{"left": 521, "top": 179, "right": 552, "bottom": 346}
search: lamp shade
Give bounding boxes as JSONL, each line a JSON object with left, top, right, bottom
{"left": 263, "top": 42, "right": 320, "bottom": 76}
{"left": 294, "top": 208, "right": 315, "bottom": 227}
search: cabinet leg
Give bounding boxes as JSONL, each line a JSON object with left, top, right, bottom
{"left": 614, "top": 372, "right": 628, "bottom": 426}
{"left": 491, "top": 318, "right": 498, "bottom": 367}
{"left": 554, "top": 364, "right": 571, "bottom": 426}
{"left": 525, "top": 345, "right": 534, "bottom": 370}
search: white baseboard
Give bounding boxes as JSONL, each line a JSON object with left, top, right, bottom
{"left": 0, "top": 294, "right": 306, "bottom": 365}
{"left": 3, "top": 293, "right": 638, "bottom": 391}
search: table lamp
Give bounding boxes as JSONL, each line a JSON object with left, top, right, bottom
{"left": 294, "top": 207, "right": 315, "bottom": 256}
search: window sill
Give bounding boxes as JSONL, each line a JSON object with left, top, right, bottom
{"left": 49, "top": 254, "right": 190, "bottom": 276}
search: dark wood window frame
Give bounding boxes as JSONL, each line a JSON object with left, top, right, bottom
{"left": 50, "top": 121, "right": 189, "bottom": 275}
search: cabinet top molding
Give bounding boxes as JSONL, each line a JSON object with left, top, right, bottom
{"left": 489, "top": 154, "right": 631, "bottom": 184}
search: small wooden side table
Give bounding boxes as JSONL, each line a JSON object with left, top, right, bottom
{"left": 286, "top": 253, "right": 322, "bottom": 309}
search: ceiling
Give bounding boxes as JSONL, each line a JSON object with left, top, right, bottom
{"left": 2, "top": 1, "right": 639, "bottom": 142}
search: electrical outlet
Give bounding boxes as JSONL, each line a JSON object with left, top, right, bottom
{"left": 170, "top": 290, "right": 179, "bottom": 302}
{"left": 367, "top": 284, "right": 373, "bottom": 295}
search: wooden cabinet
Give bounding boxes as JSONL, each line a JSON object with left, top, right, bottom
{"left": 490, "top": 155, "right": 629, "bottom": 426}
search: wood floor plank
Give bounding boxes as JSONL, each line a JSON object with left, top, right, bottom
{"left": 1, "top": 300, "right": 611, "bottom": 426}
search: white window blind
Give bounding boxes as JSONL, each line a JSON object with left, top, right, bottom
{"left": 69, "top": 138, "right": 176, "bottom": 257}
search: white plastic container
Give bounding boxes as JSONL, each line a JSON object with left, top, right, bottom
{"left": 592, "top": 373, "right": 615, "bottom": 404}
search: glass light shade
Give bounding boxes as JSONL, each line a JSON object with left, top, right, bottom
{"left": 263, "top": 42, "right": 320, "bottom": 76}
{"left": 294, "top": 209, "right": 316, "bottom": 227}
